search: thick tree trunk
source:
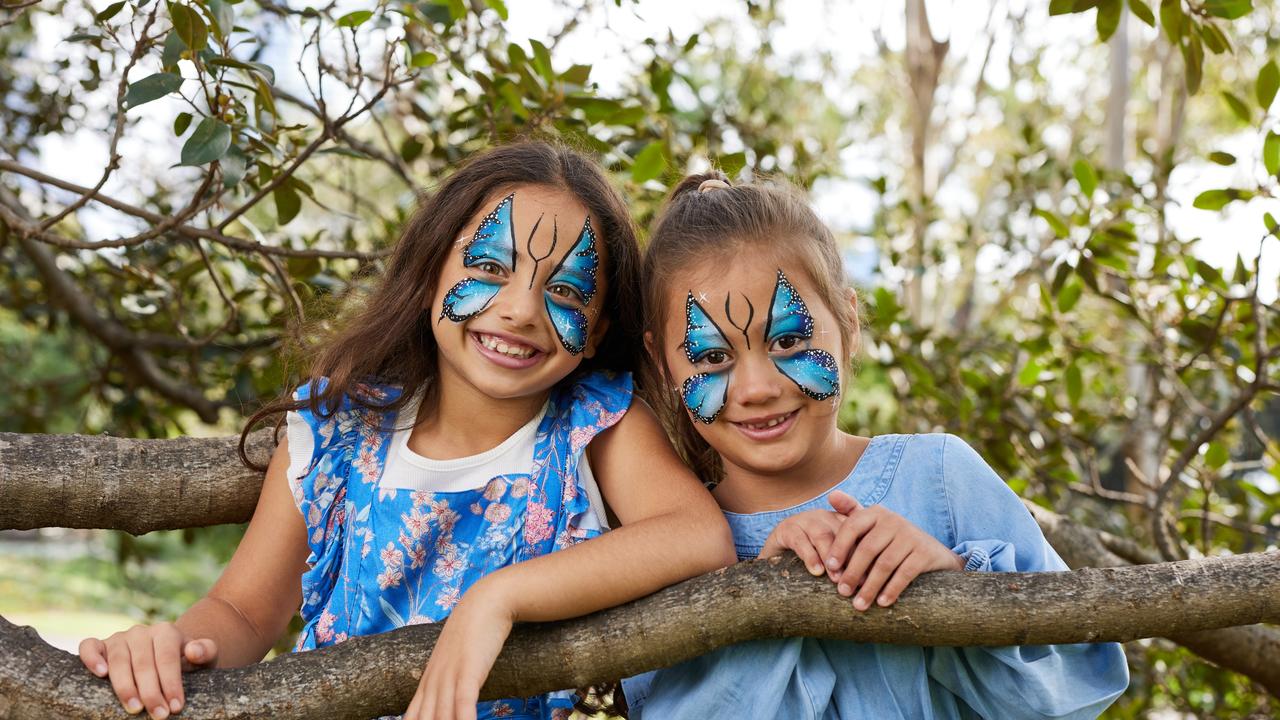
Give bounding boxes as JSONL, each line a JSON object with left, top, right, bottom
{"left": 1, "top": 552, "right": 1277, "bottom": 719}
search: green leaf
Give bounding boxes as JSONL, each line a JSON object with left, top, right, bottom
{"left": 1128, "top": 0, "right": 1155, "bottom": 26}
{"left": 124, "top": 72, "right": 183, "bottom": 110}
{"left": 1049, "top": 0, "right": 1076, "bottom": 14}
{"left": 173, "top": 111, "right": 192, "bottom": 135}
{"left": 1207, "top": 151, "right": 1236, "bottom": 165}
{"left": 400, "top": 137, "right": 424, "bottom": 163}
{"left": 1072, "top": 159, "right": 1098, "bottom": 197}
{"left": 1058, "top": 279, "right": 1084, "bottom": 312}
{"left": 482, "top": 0, "right": 508, "bottom": 20}
{"left": 529, "top": 39, "right": 554, "bottom": 81}
{"left": 273, "top": 182, "right": 301, "bottom": 225}
{"left": 1034, "top": 208, "right": 1070, "bottom": 238}
{"left": 1257, "top": 60, "right": 1279, "bottom": 110}
{"left": 1192, "top": 189, "right": 1231, "bottom": 210}
{"left": 561, "top": 64, "right": 591, "bottom": 85}
{"left": 336, "top": 10, "right": 374, "bottom": 27}
{"left": 1018, "top": 359, "right": 1044, "bottom": 387}
{"left": 1265, "top": 212, "right": 1278, "bottom": 233}
{"left": 1195, "top": 259, "right": 1225, "bottom": 285}
{"left": 206, "top": 56, "right": 275, "bottom": 85}
{"left": 1197, "top": 22, "right": 1227, "bottom": 54}
{"left": 169, "top": 3, "right": 208, "bottom": 52}
{"left": 208, "top": 0, "right": 234, "bottom": 40}
{"left": 1097, "top": 0, "right": 1122, "bottom": 41}
{"left": 1065, "top": 363, "right": 1083, "bottom": 406}
{"left": 1221, "top": 91, "right": 1252, "bottom": 123}
{"left": 95, "top": 1, "right": 126, "bottom": 22}
{"left": 1264, "top": 131, "right": 1280, "bottom": 176}
{"left": 1203, "top": 0, "right": 1252, "bottom": 19}
{"left": 1182, "top": 31, "right": 1203, "bottom": 94}
{"left": 719, "top": 152, "right": 747, "bottom": 178}
{"left": 221, "top": 145, "right": 247, "bottom": 188}
{"left": 66, "top": 31, "right": 106, "bottom": 43}
{"left": 179, "top": 117, "right": 231, "bottom": 166}
{"left": 160, "top": 30, "right": 184, "bottom": 69}
{"left": 631, "top": 142, "right": 666, "bottom": 183}
{"left": 410, "top": 51, "right": 438, "bottom": 68}
{"left": 1159, "top": 0, "right": 1184, "bottom": 43}
{"left": 1205, "top": 441, "right": 1230, "bottom": 468}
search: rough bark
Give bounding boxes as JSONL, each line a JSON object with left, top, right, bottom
{"left": 0, "top": 431, "right": 274, "bottom": 534}
{"left": 1, "top": 552, "right": 1277, "bottom": 719}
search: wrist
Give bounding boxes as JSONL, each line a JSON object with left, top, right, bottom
{"left": 468, "top": 574, "right": 520, "bottom": 624}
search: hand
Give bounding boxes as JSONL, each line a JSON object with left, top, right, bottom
{"left": 404, "top": 579, "right": 516, "bottom": 720}
{"left": 78, "top": 623, "right": 218, "bottom": 719}
{"left": 822, "top": 491, "right": 964, "bottom": 611}
{"left": 758, "top": 508, "right": 847, "bottom": 577}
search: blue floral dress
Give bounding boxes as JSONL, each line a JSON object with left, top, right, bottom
{"left": 286, "top": 370, "right": 633, "bottom": 719}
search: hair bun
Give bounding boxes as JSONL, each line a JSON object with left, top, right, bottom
{"left": 697, "top": 179, "right": 731, "bottom": 193}
{"left": 668, "top": 171, "right": 732, "bottom": 202}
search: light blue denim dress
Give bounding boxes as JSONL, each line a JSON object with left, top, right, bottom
{"left": 622, "top": 433, "right": 1129, "bottom": 720}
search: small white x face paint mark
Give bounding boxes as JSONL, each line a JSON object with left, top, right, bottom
{"left": 698, "top": 291, "right": 710, "bottom": 303}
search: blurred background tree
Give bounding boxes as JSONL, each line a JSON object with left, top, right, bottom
{"left": 0, "top": 0, "right": 1277, "bottom": 716}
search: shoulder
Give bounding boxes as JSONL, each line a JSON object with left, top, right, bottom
{"left": 551, "top": 369, "right": 634, "bottom": 429}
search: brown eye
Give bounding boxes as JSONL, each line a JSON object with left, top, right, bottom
{"left": 772, "top": 336, "right": 802, "bottom": 352}
{"left": 705, "top": 350, "right": 728, "bottom": 365}
{"left": 477, "top": 261, "right": 503, "bottom": 275}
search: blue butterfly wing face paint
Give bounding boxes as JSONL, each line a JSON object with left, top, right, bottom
{"left": 682, "top": 372, "right": 729, "bottom": 424}
{"left": 543, "top": 218, "right": 599, "bottom": 354}
{"left": 681, "top": 293, "right": 732, "bottom": 423}
{"left": 440, "top": 194, "right": 518, "bottom": 323}
{"left": 765, "top": 270, "right": 840, "bottom": 401}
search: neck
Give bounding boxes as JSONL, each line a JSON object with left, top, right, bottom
{"left": 410, "top": 366, "right": 551, "bottom": 461}
{"left": 713, "top": 427, "right": 869, "bottom": 513}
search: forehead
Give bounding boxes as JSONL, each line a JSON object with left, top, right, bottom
{"left": 467, "top": 184, "right": 593, "bottom": 228}
{"left": 665, "top": 254, "right": 819, "bottom": 316}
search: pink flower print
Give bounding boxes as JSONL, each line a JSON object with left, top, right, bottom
{"left": 403, "top": 506, "right": 431, "bottom": 539}
{"left": 470, "top": 501, "right": 484, "bottom": 515}
{"left": 334, "top": 632, "right": 348, "bottom": 643}
{"left": 433, "top": 548, "right": 465, "bottom": 581}
{"left": 380, "top": 542, "right": 404, "bottom": 569}
{"left": 509, "top": 477, "right": 530, "bottom": 498}
{"left": 492, "top": 702, "right": 514, "bottom": 717}
{"left": 407, "top": 543, "right": 427, "bottom": 570}
{"left": 524, "top": 502, "right": 554, "bottom": 544}
{"left": 360, "top": 528, "right": 373, "bottom": 558}
{"left": 376, "top": 566, "right": 403, "bottom": 590}
{"left": 407, "top": 614, "right": 434, "bottom": 625}
{"left": 412, "top": 490, "right": 434, "bottom": 507}
{"left": 307, "top": 504, "right": 322, "bottom": 528}
{"left": 550, "top": 709, "right": 572, "bottom": 720}
{"left": 569, "top": 426, "right": 594, "bottom": 454}
{"left": 354, "top": 446, "right": 380, "bottom": 481}
{"left": 484, "top": 503, "right": 512, "bottom": 524}
{"left": 398, "top": 530, "right": 414, "bottom": 552}
{"left": 436, "top": 507, "right": 460, "bottom": 533}
{"left": 482, "top": 477, "right": 508, "bottom": 501}
{"left": 435, "top": 587, "right": 461, "bottom": 610}
{"left": 315, "top": 609, "right": 337, "bottom": 644}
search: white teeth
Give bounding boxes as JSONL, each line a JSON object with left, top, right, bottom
{"left": 479, "top": 334, "right": 535, "bottom": 358}
{"left": 744, "top": 414, "right": 790, "bottom": 430}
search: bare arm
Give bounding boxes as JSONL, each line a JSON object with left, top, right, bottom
{"left": 406, "top": 398, "right": 736, "bottom": 719}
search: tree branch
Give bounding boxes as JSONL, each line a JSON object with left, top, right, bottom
{"left": 0, "top": 552, "right": 1276, "bottom": 719}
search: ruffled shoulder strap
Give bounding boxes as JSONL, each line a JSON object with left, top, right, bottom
{"left": 547, "top": 369, "right": 634, "bottom": 457}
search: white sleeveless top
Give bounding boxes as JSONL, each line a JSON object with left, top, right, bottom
{"left": 286, "top": 394, "right": 610, "bottom": 530}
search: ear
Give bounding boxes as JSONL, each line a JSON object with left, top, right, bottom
{"left": 583, "top": 314, "right": 611, "bottom": 359}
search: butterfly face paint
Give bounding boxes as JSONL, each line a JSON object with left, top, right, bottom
{"left": 765, "top": 270, "right": 840, "bottom": 400}
{"left": 680, "top": 294, "right": 732, "bottom": 423}
{"left": 440, "top": 193, "right": 517, "bottom": 322}
{"left": 543, "top": 218, "right": 599, "bottom": 355}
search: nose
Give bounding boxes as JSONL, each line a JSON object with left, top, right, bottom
{"left": 490, "top": 283, "right": 542, "bottom": 329}
{"left": 730, "top": 352, "right": 784, "bottom": 406}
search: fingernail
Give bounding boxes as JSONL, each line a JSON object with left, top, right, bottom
{"left": 170, "top": 698, "right": 183, "bottom": 713}
{"left": 826, "top": 557, "right": 839, "bottom": 569}
{"left": 838, "top": 583, "right": 851, "bottom": 596}
{"left": 878, "top": 594, "right": 891, "bottom": 606}
{"left": 95, "top": 662, "right": 107, "bottom": 675}
{"left": 190, "top": 647, "right": 203, "bottom": 661}
{"left": 853, "top": 597, "right": 868, "bottom": 611}
{"left": 152, "top": 705, "right": 169, "bottom": 720}
{"left": 809, "top": 564, "right": 823, "bottom": 575}
{"left": 125, "top": 699, "right": 143, "bottom": 715}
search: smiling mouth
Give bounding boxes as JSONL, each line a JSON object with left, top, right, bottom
{"left": 474, "top": 332, "right": 540, "bottom": 359}
{"left": 734, "top": 410, "right": 798, "bottom": 430}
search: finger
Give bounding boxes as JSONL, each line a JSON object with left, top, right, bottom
{"left": 105, "top": 640, "right": 144, "bottom": 716}
{"left": 430, "top": 664, "right": 453, "bottom": 720}
{"left": 826, "top": 511, "right": 877, "bottom": 577}
{"left": 153, "top": 631, "right": 185, "bottom": 715}
{"left": 827, "top": 490, "right": 861, "bottom": 515}
{"left": 183, "top": 638, "right": 218, "bottom": 669}
{"left": 838, "top": 526, "right": 893, "bottom": 595}
{"left": 788, "top": 534, "right": 826, "bottom": 576}
{"left": 79, "top": 637, "right": 109, "bottom": 677}
{"left": 454, "top": 675, "right": 480, "bottom": 720}
{"left": 128, "top": 633, "right": 169, "bottom": 719}
{"left": 853, "top": 542, "right": 911, "bottom": 611}
{"left": 876, "top": 552, "right": 925, "bottom": 607}
{"left": 403, "top": 676, "right": 426, "bottom": 720}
